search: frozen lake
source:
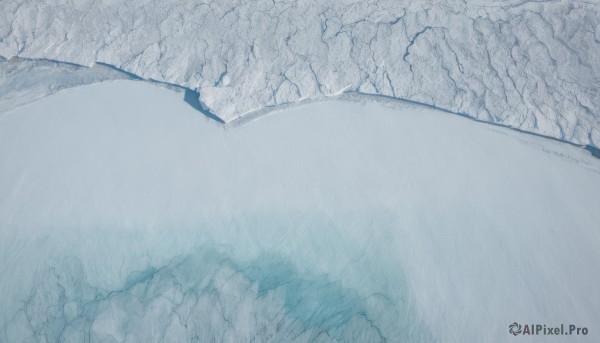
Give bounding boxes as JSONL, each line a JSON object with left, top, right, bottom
{"left": 1, "top": 80, "right": 599, "bottom": 342}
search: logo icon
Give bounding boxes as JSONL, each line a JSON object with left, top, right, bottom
{"left": 509, "top": 322, "right": 522, "bottom": 336}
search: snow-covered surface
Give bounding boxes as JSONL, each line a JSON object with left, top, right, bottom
{"left": 1, "top": 0, "right": 599, "bottom": 146}
{"left": 1, "top": 80, "right": 599, "bottom": 342}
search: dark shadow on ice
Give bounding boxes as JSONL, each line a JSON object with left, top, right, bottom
{"left": 95, "top": 62, "right": 143, "bottom": 80}
{"left": 184, "top": 89, "right": 226, "bottom": 123}
{"left": 97, "top": 61, "right": 226, "bottom": 123}
{"left": 585, "top": 145, "right": 600, "bottom": 159}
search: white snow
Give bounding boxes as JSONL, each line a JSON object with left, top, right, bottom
{"left": 1, "top": 80, "right": 599, "bottom": 342}
{"left": 1, "top": 0, "right": 599, "bottom": 146}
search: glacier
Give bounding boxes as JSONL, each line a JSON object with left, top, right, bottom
{"left": 1, "top": 0, "right": 600, "bottom": 147}
{"left": 1, "top": 80, "right": 599, "bottom": 342}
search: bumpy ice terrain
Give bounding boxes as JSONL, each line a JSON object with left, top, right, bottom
{"left": 1, "top": 0, "right": 599, "bottom": 146}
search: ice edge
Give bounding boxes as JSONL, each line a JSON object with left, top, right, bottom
{"left": 2, "top": 56, "right": 597, "bottom": 158}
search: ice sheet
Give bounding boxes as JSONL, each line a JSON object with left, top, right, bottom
{"left": 1, "top": 80, "right": 599, "bottom": 342}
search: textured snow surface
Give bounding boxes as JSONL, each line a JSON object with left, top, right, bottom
{"left": 1, "top": 81, "right": 600, "bottom": 342}
{"left": 1, "top": 0, "right": 599, "bottom": 146}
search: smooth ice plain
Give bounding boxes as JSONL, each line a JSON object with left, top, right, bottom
{"left": 1, "top": 80, "right": 599, "bottom": 342}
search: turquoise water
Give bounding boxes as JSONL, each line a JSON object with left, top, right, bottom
{"left": 1, "top": 242, "right": 432, "bottom": 342}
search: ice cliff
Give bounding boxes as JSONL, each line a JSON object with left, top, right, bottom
{"left": 1, "top": 0, "right": 599, "bottom": 146}
{"left": 0, "top": 57, "right": 130, "bottom": 113}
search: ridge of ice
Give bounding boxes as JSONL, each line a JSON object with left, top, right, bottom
{"left": 0, "top": 57, "right": 129, "bottom": 114}
{"left": 1, "top": 0, "right": 600, "bottom": 146}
